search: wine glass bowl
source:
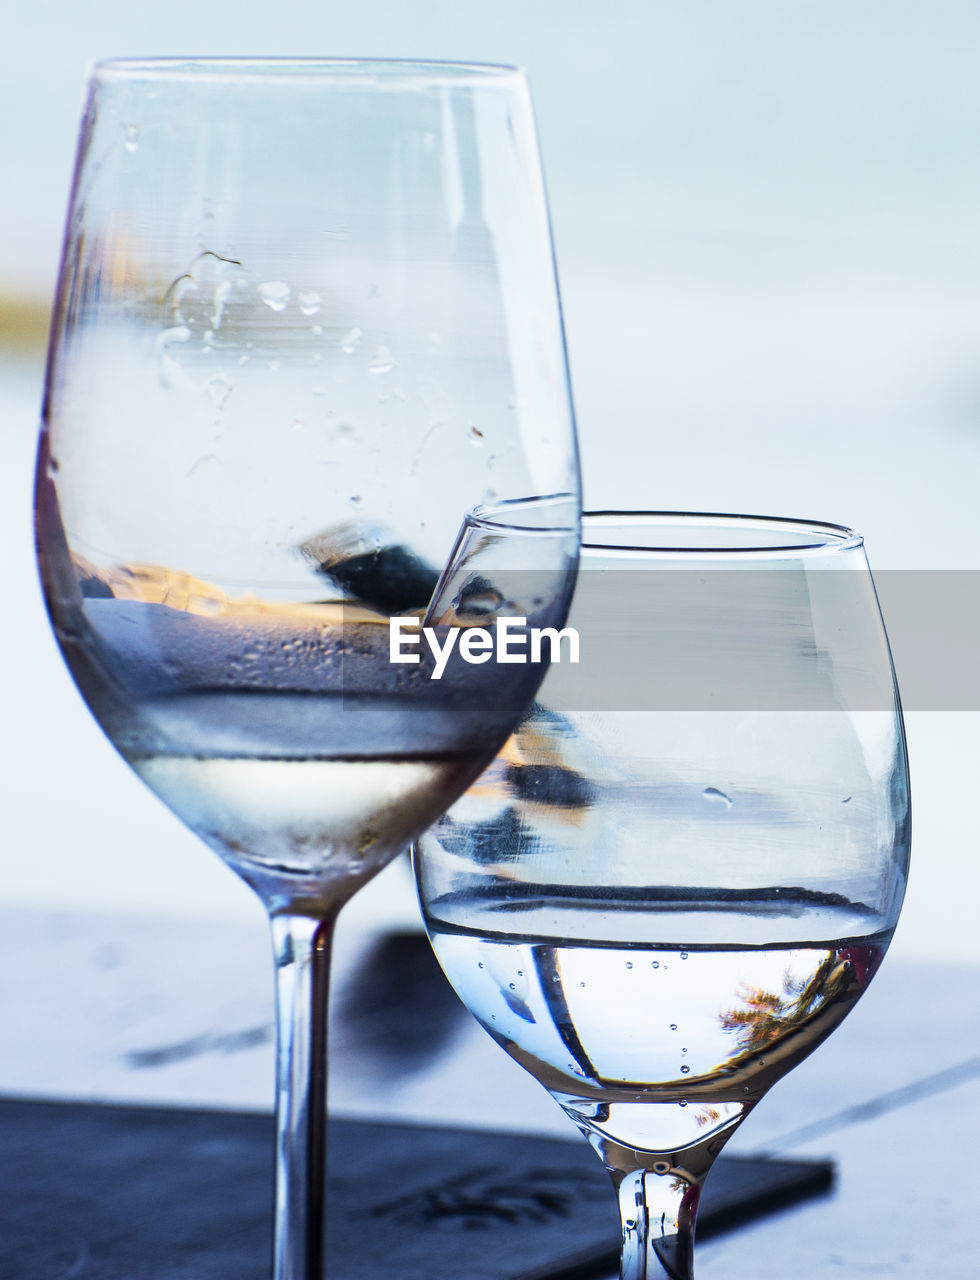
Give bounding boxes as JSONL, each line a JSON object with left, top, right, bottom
{"left": 415, "top": 512, "right": 910, "bottom": 1280}
{"left": 35, "top": 58, "right": 580, "bottom": 1280}
{"left": 36, "top": 56, "right": 579, "bottom": 911}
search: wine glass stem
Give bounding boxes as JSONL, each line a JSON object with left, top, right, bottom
{"left": 270, "top": 912, "right": 337, "bottom": 1280}
{"left": 613, "top": 1165, "right": 699, "bottom": 1280}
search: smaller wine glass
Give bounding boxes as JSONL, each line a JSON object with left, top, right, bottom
{"left": 415, "top": 512, "right": 910, "bottom": 1280}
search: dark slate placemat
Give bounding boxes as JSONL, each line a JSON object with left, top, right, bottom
{"left": 0, "top": 1096, "right": 832, "bottom": 1279}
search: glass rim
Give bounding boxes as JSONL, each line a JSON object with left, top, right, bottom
{"left": 88, "top": 56, "right": 526, "bottom": 86}
{"left": 581, "top": 511, "right": 864, "bottom": 557}
{"left": 468, "top": 494, "right": 579, "bottom": 535}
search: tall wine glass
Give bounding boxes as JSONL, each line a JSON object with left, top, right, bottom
{"left": 416, "top": 512, "right": 910, "bottom": 1280}
{"left": 34, "top": 59, "right": 580, "bottom": 1280}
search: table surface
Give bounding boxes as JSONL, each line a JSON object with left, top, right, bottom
{"left": 1, "top": 897, "right": 977, "bottom": 1279}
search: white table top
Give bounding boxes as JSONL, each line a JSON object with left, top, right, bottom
{"left": 2, "top": 894, "right": 977, "bottom": 1279}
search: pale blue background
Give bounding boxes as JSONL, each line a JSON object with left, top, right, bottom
{"left": 2, "top": 2, "right": 978, "bottom": 961}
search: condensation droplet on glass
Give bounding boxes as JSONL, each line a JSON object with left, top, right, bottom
{"left": 124, "top": 124, "right": 139, "bottom": 152}
{"left": 311, "top": 324, "right": 323, "bottom": 337}
{"left": 651, "top": 961, "right": 660, "bottom": 969}
{"left": 349, "top": 495, "right": 362, "bottom": 505}
{"left": 626, "top": 962, "right": 633, "bottom": 970}
{"left": 517, "top": 970, "right": 523, "bottom": 978}
{"left": 207, "top": 375, "right": 234, "bottom": 409}
{"left": 238, "top": 355, "right": 249, "bottom": 366}
{"left": 670, "top": 1024, "right": 677, "bottom": 1031}
{"left": 211, "top": 279, "right": 232, "bottom": 328}
{"left": 678, "top": 1100, "right": 688, "bottom": 1108}
{"left": 170, "top": 279, "right": 200, "bottom": 326}
{"left": 680, "top": 951, "right": 689, "bottom": 960}
{"left": 469, "top": 425, "right": 485, "bottom": 445}
{"left": 680, "top": 1065, "right": 691, "bottom": 1074}
{"left": 579, "top": 981, "right": 586, "bottom": 988}
{"left": 297, "top": 289, "right": 321, "bottom": 316}
{"left": 508, "top": 982, "right": 516, "bottom": 991}
{"left": 477, "top": 962, "right": 484, "bottom": 969}
{"left": 681, "top": 1047, "right": 688, "bottom": 1054}
{"left": 158, "top": 325, "right": 192, "bottom": 350}
{"left": 258, "top": 281, "right": 291, "bottom": 312}
{"left": 369, "top": 346, "right": 395, "bottom": 374}
{"left": 340, "top": 327, "right": 362, "bottom": 354}
{"left": 156, "top": 326, "right": 192, "bottom": 389}
{"left": 268, "top": 359, "right": 280, "bottom": 372}
{"left": 703, "top": 786, "right": 733, "bottom": 808}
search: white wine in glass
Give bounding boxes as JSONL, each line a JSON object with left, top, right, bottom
{"left": 35, "top": 58, "right": 580, "bottom": 1280}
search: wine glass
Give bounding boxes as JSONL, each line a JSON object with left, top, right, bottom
{"left": 415, "top": 512, "right": 910, "bottom": 1280}
{"left": 34, "top": 59, "right": 580, "bottom": 1280}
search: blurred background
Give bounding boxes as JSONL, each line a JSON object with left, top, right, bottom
{"left": 2, "top": 0, "right": 978, "bottom": 1127}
